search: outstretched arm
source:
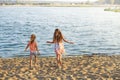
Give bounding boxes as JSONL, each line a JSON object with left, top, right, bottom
{"left": 24, "top": 43, "right": 29, "bottom": 51}
{"left": 63, "top": 38, "right": 74, "bottom": 44}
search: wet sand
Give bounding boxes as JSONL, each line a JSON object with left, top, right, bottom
{"left": 0, "top": 55, "right": 120, "bottom": 80}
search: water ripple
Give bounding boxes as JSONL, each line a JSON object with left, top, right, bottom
{"left": 0, "top": 7, "right": 120, "bottom": 58}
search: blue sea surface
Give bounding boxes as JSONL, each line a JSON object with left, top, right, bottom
{"left": 0, "top": 7, "right": 120, "bottom": 58}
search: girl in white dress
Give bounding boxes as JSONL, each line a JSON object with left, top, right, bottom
{"left": 47, "top": 29, "right": 74, "bottom": 68}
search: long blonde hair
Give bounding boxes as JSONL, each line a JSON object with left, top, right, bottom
{"left": 53, "top": 29, "right": 64, "bottom": 43}
{"left": 30, "top": 34, "right": 36, "bottom": 43}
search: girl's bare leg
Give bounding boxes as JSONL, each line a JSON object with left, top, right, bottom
{"left": 57, "top": 54, "right": 63, "bottom": 69}
{"left": 56, "top": 54, "right": 59, "bottom": 67}
{"left": 34, "top": 54, "right": 37, "bottom": 65}
{"left": 34, "top": 55, "right": 37, "bottom": 69}
{"left": 30, "top": 55, "right": 32, "bottom": 68}
{"left": 56, "top": 50, "right": 63, "bottom": 69}
{"left": 59, "top": 54, "right": 62, "bottom": 67}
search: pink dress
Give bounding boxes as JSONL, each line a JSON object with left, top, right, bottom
{"left": 28, "top": 41, "right": 37, "bottom": 55}
{"left": 54, "top": 43, "right": 65, "bottom": 54}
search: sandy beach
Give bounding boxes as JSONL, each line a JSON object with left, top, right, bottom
{"left": 0, "top": 55, "right": 120, "bottom": 80}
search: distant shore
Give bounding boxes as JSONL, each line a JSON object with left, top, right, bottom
{"left": 0, "top": 54, "right": 120, "bottom": 79}
{"left": 0, "top": 4, "right": 120, "bottom": 7}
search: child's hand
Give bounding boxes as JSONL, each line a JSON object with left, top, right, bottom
{"left": 70, "top": 42, "right": 74, "bottom": 44}
{"left": 46, "top": 41, "right": 50, "bottom": 43}
{"left": 24, "top": 49, "right": 27, "bottom": 52}
{"left": 37, "top": 51, "right": 40, "bottom": 55}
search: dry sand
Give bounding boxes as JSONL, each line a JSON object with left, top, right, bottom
{"left": 0, "top": 55, "right": 120, "bottom": 80}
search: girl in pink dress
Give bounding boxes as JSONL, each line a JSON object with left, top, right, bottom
{"left": 24, "top": 34, "right": 40, "bottom": 68}
{"left": 47, "top": 29, "right": 73, "bottom": 68}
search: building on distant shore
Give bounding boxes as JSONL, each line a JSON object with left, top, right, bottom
{"left": 0, "top": 0, "right": 120, "bottom": 6}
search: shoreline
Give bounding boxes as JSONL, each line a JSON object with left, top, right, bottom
{"left": 0, "top": 55, "right": 120, "bottom": 79}
{"left": 1, "top": 53, "right": 120, "bottom": 59}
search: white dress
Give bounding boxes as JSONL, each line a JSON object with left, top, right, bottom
{"left": 54, "top": 43, "right": 65, "bottom": 54}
